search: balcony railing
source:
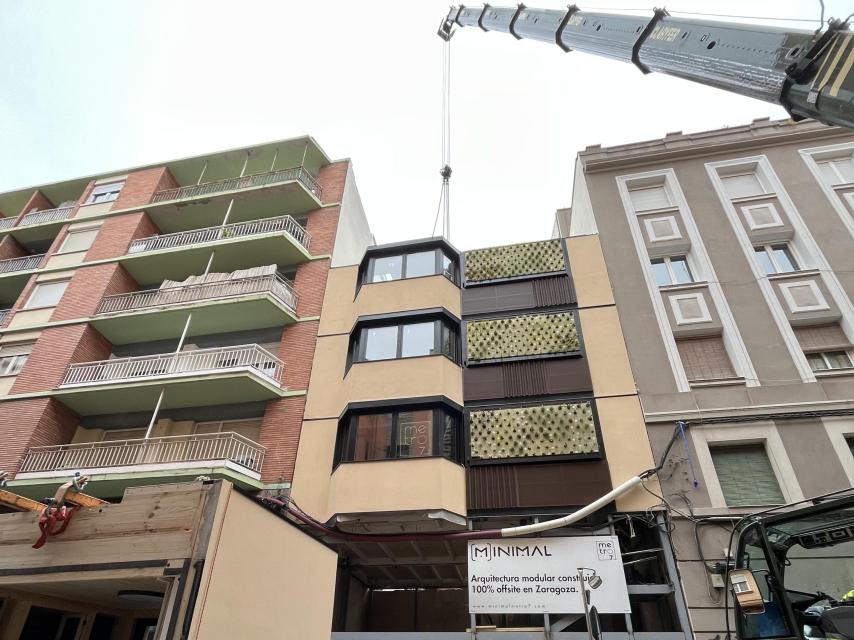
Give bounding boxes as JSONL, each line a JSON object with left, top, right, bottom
{"left": 127, "top": 214, "right": 311, "bottom": 254}
{"left": 60, "top": 344, "right": 283, "bottom": 387}
{"left": 18, "top": 432, "right": 266, "bottom": 475}
{"left": 0, "top": 253, "right": 44, "bottom": 274}
{"left": 96, "top": 274, "right": 298, "bottom": 315}
{"left": 0, "top": 217, "right": 15, "bottom": 231}
{"left": 151, "top": 166, "right": 322, "bottom": 203}
{"left": 18, "top": 205, "right": 75, "bottom": 227}
{"left": 0, "top": 309, "right": 9, "bottom": 326}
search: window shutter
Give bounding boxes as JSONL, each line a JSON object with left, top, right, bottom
{"left": 720, "top": 173, "right": 764, "bottom": 199}
{"left": 794, "top": 324, "right": 851, "bottom": 352}
{"left": 711, "top": 445, "right": 784, "bottom": 506}
{"left": 0, "top": 342, "right": 33, "bottom": 357}
{"left": 629, "top": 186, "right": 670, "bottom": 211}
{"left": 676, "top": 336, "right": 736, "bottom": 381}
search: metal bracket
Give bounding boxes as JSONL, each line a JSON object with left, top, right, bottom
{"left": 477, "top": 4, "right": 491, "bottom": 31}
{"left": 556, "top": 5, "right": 580, "bottom": 52}
{"left": 632, "top": 7, "right": 670, "bottom": 74}
{"left": 438, "top": 6, "right": 462, "bottom": 41}
{"left": 509, "top": 3, "right": 526, "bottom": 40}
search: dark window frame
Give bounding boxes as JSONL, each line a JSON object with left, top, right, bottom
{"left": 347, "top": 311, "right": 462, "bottom": 369}
{"left": 334, "top": 404, "right": 464, "bottom": 467}
{"left": 361, "top": 247, "right": 459, "bottom": 286}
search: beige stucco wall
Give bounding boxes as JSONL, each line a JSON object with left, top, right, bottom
{"left": 579, "top": 305, "right": 636, "bottom": 398}
{"left": 44, "top": 251, "right": 87, "bottom": 270}
{"left": 291, "top": 419, "right": 337, "bottom": 518}
{"left": 192, "top": 487, "right": 338, "bottom": 640}
{"left": 304, "top": 335, "right": 463, "bottom": 420}
{"left": 318, "top": 265, "right": 462, "bottom": 337}
{"left": 8, "top": 308, "right": 53, "bottom": 328}
{"left": 566, "top": 234, "right": 614, "bottom": 309}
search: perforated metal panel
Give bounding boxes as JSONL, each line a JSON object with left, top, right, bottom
{"left": 464, "top": 239, "right": 565, "bottom": 283}
{"left": 469, "top": 401, "right": 598, "bottom": 461}
{"left": 466, "top": 312, "right": 579, "bottom": 362}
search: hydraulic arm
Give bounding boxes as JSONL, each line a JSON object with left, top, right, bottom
{"left": 439, "top": 5, "right": 854, "bottom": 130}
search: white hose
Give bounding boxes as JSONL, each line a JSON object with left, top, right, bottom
{"left": 499, "top": 476, "right": 644, "bottom": 538}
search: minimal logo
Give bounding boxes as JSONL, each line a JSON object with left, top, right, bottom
{"left": 470, "top": 543, "right": 553, "bottom": 562}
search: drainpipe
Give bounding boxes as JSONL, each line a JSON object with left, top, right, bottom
{"left": 196, "top": 160, "right": 208, "bottom": 185}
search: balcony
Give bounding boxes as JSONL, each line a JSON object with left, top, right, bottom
{"left": 119, "top": 215, "right": 312, "bottom": 285}
{"left": 0, "top": 308, "right": 9, "bottom": 326}
{"left": 54, "top": 344, "right": 287, "bottom": 415}
{"left": 0, "top": 253, "right": 45, "bottom": 301}
{"left": 16, "top": 432, "right": 266, "bottom": 486}
{"left": 135, "top": 166, "right": 323, "bottom": 234}
{"left": 0, "top": 217, "right": 14, "bottom": 231}
{"left": 91, "top": 274, "right": 299, "bottom": 344}
{"left": 8, "top": 205, "right": 75, "bottom": 243}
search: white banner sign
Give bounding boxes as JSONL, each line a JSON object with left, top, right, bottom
{"left": 467, "top": 536, "right": 630, "bottom": 614}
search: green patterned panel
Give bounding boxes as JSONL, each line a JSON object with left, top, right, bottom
{"left": 464, "top": 239, "right": 565, "bottom": 283}
{"left": 466, "top": 312, "right": 578, "bottom": 362}
{"left": 469, "top": 402, "right": 598, "bottom": 460}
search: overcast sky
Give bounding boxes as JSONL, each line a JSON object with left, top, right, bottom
{"left": 0, "top": 1, "right": 844, "bottom": 250}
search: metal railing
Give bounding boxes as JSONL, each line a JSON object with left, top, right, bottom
{"left": 0, "top": 309, "right": 9, "bottom": 326}
{"left": 60, "top": 344, "right": 284, "bottom": 386}
{"left": 18, "top": 205, "right": 75, "bottom": 227}
{"left": 96, "top": 274, "right": 298, "bottom": 315}
{"left": 151, "top": 166, "right": 322, "bottom": 203}
{"left": 127, "top": 214, "right": 311, "bottom": 254}
{"left": 19, "top": 431, "right": 266, "bottom": 475}
{"left": 0, "top": 253, "right": 44, "bottom": 274}
{"left": 0, "top": 217, "right": 15, "bottom": 231}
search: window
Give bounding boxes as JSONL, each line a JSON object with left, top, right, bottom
{"left": 86, "top": 182, "right": 124, "bottom": 204}
{"left": 677, "top": 336, "right": 737, "bottom": 381}
{"left": 194, "top": 418, "right": 262, "bottom": 442}
{"left": 710, "top": 444, "right": 784, "bottom": 506}
{"left": 643, "top": 215, "right": 681, "bottom": 241}
{"left": 58, "top": 228, "right": 99, "bottom": 254}
{"left": 670, "top": 292, "right": 712, "bottom": 324}
{"left": 720, "top": 172, "right": 767, "bottom": 199}
{"left": 779, "top": 280, "right": 829, "bottom": 313}
{"left": 100, "top": 428, "right": 146, "bottom": 442}
{"left": 754, "top": 244, "right": 798, "bottom": 275}
{"left": 806, "top": 350, "right": 853, "bottom": 372}
{"left": 366, "top": 248, "right": 458, "bottom": 284}
{"left": 817, "top": 156, "right": 854, "bottom": 185}
{"left": 741, "top": 203, "right": 783, "bottom": 230}
{"left": 650, "top": 255, "right": 693, "bottom": 287}
{"left": 0, "top": 342, "right": 33, "bottom": 377}
{"left": 24, "top": 280, "right": 69, "bottom": 309}
{"left": 336, "top": 407, "right": 462, "bottom": 464}
{"left": 352, "top": 317, "right": 461, "bottom": 365}
{"left": 628, "top": 185, "right": 671, "bottom": 211}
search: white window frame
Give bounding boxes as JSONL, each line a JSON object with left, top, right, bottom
{"left": 741, "top": 202, "right": 783, "bottom": 231}
{"left": 779, "top": 280, "right": 830, "bottom": 313}
{"left": 806, "top": 349, "right": 854, "bottom": 372}
{"left": 23, "top": 280, "right": 70, "bottom": 310}
{"left": 669, "top": 292, "right": 712, "bottom": 324}
{"left": 844, "top": 192, "right": 854, "bottom": 213}
{"left": 0, "top": 343, "right": 32, "bottom": 377}
{"left": 85, "top": 181, "right": 124, "bottom": 205}
{"left": 643, "top": 215, "right": 682, "bottom": 241}
{"left": 691, "top": 423, "right": 803, "bottom": 511}
{"left": 800, "top": 143, "right": 854, "bottom": 240}
{"left": 754, "top": 243, "right": 799, "bottom": 275}
{"left": 57, "top": 228, "right": 99, "bottom": 254}
{"left": 651, "top": 255, "right": 694, "bottom": 287}
{"left": 822, "top": 418, "right": 854, "bottom": 486}
{"left": 817, "top": 155, "right": 854, "bottom": 186}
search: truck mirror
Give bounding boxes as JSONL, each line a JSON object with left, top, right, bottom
{"left": 730, "top": 569, "right": 765, "bottom": 614}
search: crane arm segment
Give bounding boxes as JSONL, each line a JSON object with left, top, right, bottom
{"left": 439, "top": 5, "right": 854, "bottom": 130}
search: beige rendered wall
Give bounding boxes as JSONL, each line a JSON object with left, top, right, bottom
{"left": 192, "top": 488, "right": 338, "bottom": 640}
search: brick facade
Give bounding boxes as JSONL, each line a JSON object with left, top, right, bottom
{"left": 86, "top": 212, "right": 158, "bottom": 261}
{"left": 0, "top": 398, "right": 79, "bottom": 474}
{"left": 19, "top": 190, "right": 55, "bottom": 218}
{"left": 51, "top": 263, "right": 137, "bottom": 322}
{"left": 112, "top": 167, "right": 178, "bottom": 210}
{"left": 259, "top": 395, "right": 308, "bottom": 483}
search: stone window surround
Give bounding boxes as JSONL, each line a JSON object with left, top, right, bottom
{"left": 669, "top": 291, "right": 712, "bottom": 325}
{"left": 616, "top": 168, "right": 758, "bottom": 393}
{"left": 706, "top": 154, "right": 854, "bottom": 384}
{"left": 779, "top": 279, "right": 830, "bottom": 313}
{"left": 741, "top": 201, "right": 784, "bottom": 231}
{"left": 691, "top": 422, "right": 804, "bottom": 511}
{"left": 822, "top": 418, "right": 854, "bottom": 486}
{"left": 799, "top": 142, "right": 854, "bottom": 240}
{"left": 643, "top": 214, "right": 682, "bottom": 241}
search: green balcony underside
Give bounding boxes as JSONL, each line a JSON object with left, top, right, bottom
{"left": 6, "top": 219, "right": 68, "bottom": 244}
{"left": 8, "top": 467, "right": 266, "bottom": 500}
{"left": 118, "top": 232, "right": 312, "bottom": 285}
{"left": 90, "top": 294, "right": 297, "bottom": 345}
{"left": 132, "top": 180, "right": 321, "bottom": 234}
{"left": 0, "top": 270, "right": 36, "bottom": 305}
{"left": 53, "top": 371, "right": 290, "bottom": 416}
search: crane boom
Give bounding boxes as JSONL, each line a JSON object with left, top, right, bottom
{"left": 438, "top": 5, "right": 854, "bottom": 130}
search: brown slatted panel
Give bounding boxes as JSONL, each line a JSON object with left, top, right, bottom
{"left": 794, "top": 323, "right": 851, "bottom": 351}
{"left": 466, "top": 464, "right": 518, "bottom": 510}
{"left": 676, "top": 336, "right": 736, "bottom": 381}
{"left": 532, "top": 275, "right": 575, "bottom": 307}
{"left": 502, "top": 360, "right": 548, "bottom": 397}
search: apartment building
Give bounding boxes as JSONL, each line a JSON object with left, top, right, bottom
{"left": 0, "top": 137, "right": 371, "bottom": 639}
{"left": 291, "top": 234, "right": 691, "bottom": 638}
{"left": 558, "top": 118, "right": 854, "bottom": 639}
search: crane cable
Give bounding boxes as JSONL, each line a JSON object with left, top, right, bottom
{"left": 432, "top": 34, "right": 452, "bottom": 240}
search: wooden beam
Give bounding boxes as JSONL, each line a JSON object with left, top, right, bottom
{"left": 0, "top": 489, "right": 43, "bottom": 512}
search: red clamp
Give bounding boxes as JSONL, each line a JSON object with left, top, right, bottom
{"left": 32, "top": 504, "right": 80, "bottom": 549}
